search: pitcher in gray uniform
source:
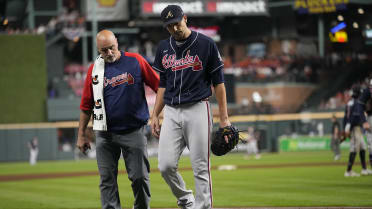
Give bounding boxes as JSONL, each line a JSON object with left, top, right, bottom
{"left": 151, "top": 5, "right": 232, "bottom": 209}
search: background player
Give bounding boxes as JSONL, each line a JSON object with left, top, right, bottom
{"left": 330, "top": 114, "right": 341, "bottom": 161}
{"left": 27, "top": 136, "right": 39, "bottom": 165}
{"left": 343, "top": 86, "right": 370, "bottom": 177}
{"left": 151, "top": 5, "right": 232, "bottom": 209}
{"left": 360, "top": 78, "right": 372, "bottom": 173}
{"left": 244, "top": 126, "right": 261, "bottom": 160}
{"left": 77, "top": 30, "right": 159, "bottom": 209}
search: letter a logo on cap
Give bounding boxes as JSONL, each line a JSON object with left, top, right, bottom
{"left": 166, "top": 11, "right": 173, "bottom": 19}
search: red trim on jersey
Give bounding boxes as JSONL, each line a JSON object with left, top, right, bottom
{"left": 124, "top": 52, "right": 159, "bottom": 93}
{"left": 206, "top": 101, "right": 213, "bottom": 207}
{"left": 80, "top": 63, "right": 94, "bottom": 111}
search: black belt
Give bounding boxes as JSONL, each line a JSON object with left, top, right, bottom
{"left": 169, "top": 98, "right": 209, "bottom": 107}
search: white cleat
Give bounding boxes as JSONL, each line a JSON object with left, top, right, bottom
{"left": 344, "top": 171, "right": 360, "bottom": 177}
{"left": 361, "top": 169, "right": 372, "bottom": 175}
{"left": 334, "top": 154, "right": 340, "bottom": 161}
{"left": 367, "top": 169, "right": 372, "bottom": 175}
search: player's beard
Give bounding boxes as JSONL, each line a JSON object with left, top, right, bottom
{"left": 104, "top": 55, "right": 116, "bottom": 63}
{"left": 173, "top": 31, "right": 184, "bottom": 41}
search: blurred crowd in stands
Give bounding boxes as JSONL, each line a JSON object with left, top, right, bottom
{"left": 4, "top": 1, "right": 372, "bottom": 115}
{"left": 3, "top": 2, "right": 85, "bottom": 42}
{"left": 223, "top": 39, "right": 321, "bottom": 83}
{"left": 319, "top": 72, "right": 372, "bottom": 110}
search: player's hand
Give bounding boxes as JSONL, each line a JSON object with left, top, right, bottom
{"left": 340, "top": 131, "right": 350, "bottom": 143}
{"left": 219, "top": 119, "right": 231, "bottom": 144}
{"left": 151, "top": 116, "right": 161, "bottom": 139}
{"left": 76, "top": 135, "right": 91, "bottom": 155}
{"left": 363, "top": 122, "right": 371, "bottom": 131}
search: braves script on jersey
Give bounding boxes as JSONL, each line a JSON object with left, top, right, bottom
{"left": 153, "top": 31, "right": 224, "bottom": 105}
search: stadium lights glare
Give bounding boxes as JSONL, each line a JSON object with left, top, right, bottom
{"left": 337, "top": 15, "right": 344, "bottom": 21}
{"left": 3, "top": 18, "right": 8, "bottom": 26}
{"left": 353, "top": 22, "right": 359, "bottom": 29}
{"left": 358, "top": 8, "right": 364, "bottom": 14}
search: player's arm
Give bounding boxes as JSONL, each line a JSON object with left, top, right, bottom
{"left": 150, "top": 44, "right": 167, "bottom": 138}
{"left": 77, "top": 64, "right": 94, "bottom": 154}
{"left": 214, "top": 83, "right": 231, "bottom": 128}
{"left": 77, "top": 110, "right": 92, "bottom": 153}
{"left": 341, "top": 102, "right": 352, "bottom": 142}
{"left": 151, "top": 87, "right": 165, "bottom": 139}
{"left": 214, "top": 83, "right": 233, "bottom": 144}
{"left": 207, "top": 40, "right": 229, "bottom": 128}
{"left": 214, "top": 83, "right": 230, "bottom": 127}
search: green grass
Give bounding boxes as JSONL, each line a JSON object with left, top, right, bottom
{"left": 0, "top": 150, "right": 371, "bottom": 209}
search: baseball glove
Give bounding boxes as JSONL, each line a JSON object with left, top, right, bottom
{"left": 340, "top": 131, "right": 350, "bottom": 143}
{"left": 211, "top": 125, "right": 241, "bottom": 156}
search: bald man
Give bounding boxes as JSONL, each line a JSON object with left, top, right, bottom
{"left": 77, "top": 30, "right": 159, "bottom": 209}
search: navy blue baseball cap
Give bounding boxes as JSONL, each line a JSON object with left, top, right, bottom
{"left": 161, "top": 5, "right": 184, "bottom": 27}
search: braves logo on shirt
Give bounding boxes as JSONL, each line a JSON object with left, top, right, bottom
{"left": 162, "top": 50, "right": 202, "bottom": 72}
{"left": 104, "top": 73, "right": 134, "bottom": 88}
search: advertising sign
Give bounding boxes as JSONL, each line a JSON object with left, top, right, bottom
{"left": 141, "top": 0, "right": 268, "bottom": 16}
{"left": 294, "top": 0, "right": 349, "bottom": 14}
{"left": 279, "top": 136, "right": 356, "bottom": 152}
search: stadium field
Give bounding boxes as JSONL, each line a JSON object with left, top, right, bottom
{"left": 0, "top": 150, "right": 371, "bottom": 209}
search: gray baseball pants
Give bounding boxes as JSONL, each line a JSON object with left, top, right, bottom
{"left": 331, "top": 136, "right": 341, "bottom": 156}
{"left": 350, "top": 126, "right": 367, "bottom": 152}
{"left": 366, "top": 116, "right": 372, "bottom": 153}
{"left": 95, "top": 126, "right": 151, "bottom": 209}
{"left": 158, "top": 101, "right": 213, "bottom": 209}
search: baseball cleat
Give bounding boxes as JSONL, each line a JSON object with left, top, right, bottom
{"left": 334, "top": 154, "right": 340, "bottom": 161}
{"left": 361, "top": 169, "right": 372, "bottom": 175}
{"left": 344, "top": 171, "right": 360, "bottom": 177}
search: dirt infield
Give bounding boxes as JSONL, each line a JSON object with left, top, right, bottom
{"left": 0, "top": 161, "right": 349, "bottom": 182}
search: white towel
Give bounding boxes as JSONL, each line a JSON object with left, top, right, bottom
{"left": 91, "top": 56, "right": 107, "bottom": 131}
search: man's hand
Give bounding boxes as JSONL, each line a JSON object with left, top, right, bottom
{"left": 151, "top": 116, "right": 161, "bottom": 139}
{"left": 219, "top": 119, "right": 231, "bottom": 143}
{"left": 363, "top": 122, "right": 371, "bottom": 131}
{"left": 76, "top": 135, "right": 91, "bottom": 155}
{"left": 219, "top": 119, "right": 231, "bottom": 128}
{"left": 340, "top": 131, "right": 350, "bottom": 143}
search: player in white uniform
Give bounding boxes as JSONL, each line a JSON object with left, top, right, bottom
{"left": 151, "top": 5, "right": 231, "bottom": 209}
{"left": 245, "top": 127, "right": 261, "bottom": 160}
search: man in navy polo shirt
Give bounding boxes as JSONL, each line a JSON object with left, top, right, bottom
{"left": 77, "top": 30, "right": 159, "bottom": 209}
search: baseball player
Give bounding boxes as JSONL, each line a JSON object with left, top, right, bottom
{"left": 150, "top": 5, "right": 231, "bottom": 209}
{"left": 361, "top": 78, "right": 372, "bottom": 173}
{"left": 330, "top": 114, "right": 341, "bottom": 161}
{"left": 28, "top": 136, "right": 39, "bottom": 165}
{"left": 77, "top": 30, "right": 159, "bottom": 209}
{"left": 244, "top": 127, "right": 261, "bottom": 160}
{"left": 343, "top": 86, "right": 370, "bottom": 177}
